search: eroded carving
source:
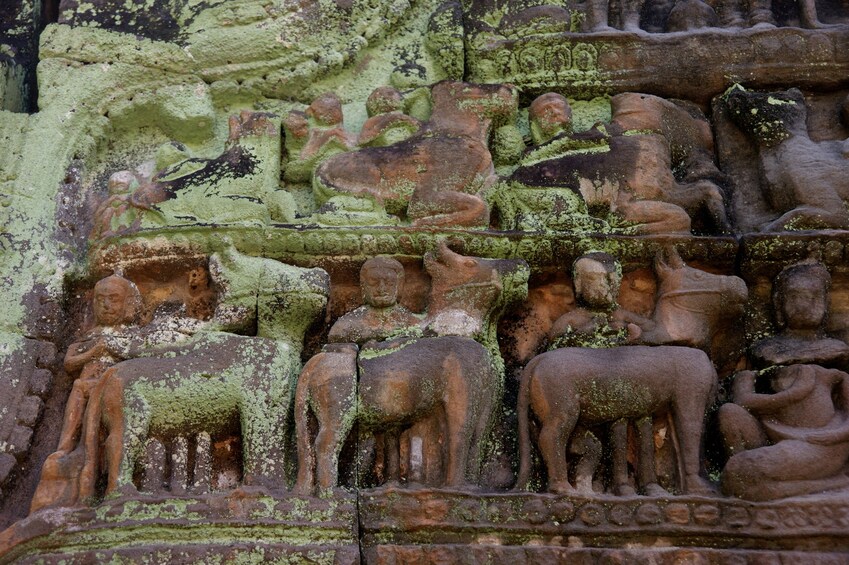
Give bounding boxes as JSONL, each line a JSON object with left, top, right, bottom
{"left": 501, "top": 92, "right": 730, "bottom": 234}
{"left": 30, "top": 274, "right": 143, "bottom": 512}
{"left": 724, "top": 87, "right": 849, "bottom": 232}
{"left": 720, "top": 261, "right": 849, "bottom": 500}
{"left": 516, "top": 250, "right": 734, "bottom": 495}
{"left": 313, "top": 81, "right": 517, "bottom": 227}
{"left": 295, "top": 244, "right": 527, "bottom": 494}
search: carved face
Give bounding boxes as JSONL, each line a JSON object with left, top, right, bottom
{"left": 530, "top": 93, "right": 572, "bottom": 144}
{"left": 362, "top": 266, "right": 401, "bottom": 309}
{"left": 780, "top": 276, "right": 827, "bottom": 331}
{"left": 93, "top": 278, "right": 132, "bottom": 326}
{"left": 574, "top": 258, "right": 620, "bottom": 310}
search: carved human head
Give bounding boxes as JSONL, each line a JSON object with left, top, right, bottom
{"left": 307, "top": 93, "right": 344, "bottom": 126}
{"left": 360, "top": 256, "right": 405, "bottom": 309}
{"left": 366, "top": 86, "right": 404, "bottom": 117}
{"left": 529, "top": 92, "right": 572, "bottom": 145}
{"left": 93, "top": 274, "right": 142, "bottom": 326}
{"left": 572, "top": 252, "right": 621, "bottom": 310}
{"left": 107, "top": 170, "right": 136, "bottom": 195}
{"left": 773, "top": 261, "right": 830, "bottom": 331}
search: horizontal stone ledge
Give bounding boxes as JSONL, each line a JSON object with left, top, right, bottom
{"left": 0, "top": 490, "right": 358, "bottom": 564}
{"left": 358, "top": 488, "right": 849, "bottom": 549}
{"left": 466, "top": 27, "right": 849, "bottom": 104}
{"left": 88, "top": 224, "right": 742, "bottom": 275}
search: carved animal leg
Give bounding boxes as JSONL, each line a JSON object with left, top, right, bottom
{"left": 746, "top": 0, "right": 776, "bottom": 26}
{"left": 294, "top": 378, "right": 316, "bottom": 495}
{"left": 539, "top": 413, "right": 577, "bottom": 494}
{"left": 636, "top": 416, "right": 667, "bottom": 496}
{"left": 444, "top": 400, "right": 473, "bottom": 488}
{"left": 315, "top": 414, "right": 355, "bottom": 490}
{"left": 409, "top": 191, "right": 489, "bottom": 228}
{"left": 618, "top": 200, "right": 692, "bottom": 234}
{"left": 668, "top": 180, "right": 732, "bottom": 234}
{"left": 570, "top": 429, "right": 602, "bottom": 494}
{"left": 673, "top": 392, "right": 715, "bottom": 495}
{"left": 620, "top": 0, "right": 642, "bottom": 31}
{"left": 612, "top": 419, "right": 636, "bottom": 495}
{"left": 799, "top": 0, "right": 830, "bottom": 27}
{"left": 588, "top": 0, "right": 614, "bottom": 30}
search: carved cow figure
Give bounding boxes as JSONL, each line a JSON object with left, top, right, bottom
{"left": 517, "top": 345, "right": 717, "bottom": 495}
{"left": 295, "top": 244, "right": 528, "bottom": 494}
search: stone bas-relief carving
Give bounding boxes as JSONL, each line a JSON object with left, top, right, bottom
{"left": 27, "top": 251, "right": 329, "bottom": 514}
{"left": 6, "top": 0, "right": 849, "bottom": 561}
{"left": 516, "top": 249, "right": 741, "bottom": 496}
{"left": 296, "top": 245, "right": 528, "bottom": 494}
{"left": 720, "top": 261, "right": 849, "bottom": 501}
{"left": 313, "top": 81, "right": 517, "bottom": 228}
{"left": 500, "top": 91, "right": 731, "bottom": 235}
{"left": 30, "top": 274, "right": 143, "bottom": 512}
{"left": 723, "top": 87, "right": 849, "bottom": 232}
{"left": 483, "top": 0, "right": 846, "bottom": 36}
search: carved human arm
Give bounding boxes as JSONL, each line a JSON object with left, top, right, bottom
{"left": 63, "top": 338, "right": 106, "bottom": 374}
{"left": 731, "top": 367, "right": 817, "bottom": 413}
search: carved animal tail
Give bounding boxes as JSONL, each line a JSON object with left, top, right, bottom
{"left": 515, "top": 358, "right": 537, "bottom": 490}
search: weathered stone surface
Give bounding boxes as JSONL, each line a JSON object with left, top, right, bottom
{"left": 3, "top": 0, "right": 849, "bottom": 561}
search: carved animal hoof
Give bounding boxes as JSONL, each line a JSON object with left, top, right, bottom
{"left": 548, "top": 481, "right": 575, "bottom": 495}
{"left": 685, "top": 475, "right": 718, "bottom": 496}
{"left": 642, "top": 483, "right": 670, "bottom": 497}
{"left": 614, "top": 483, "right": 637, "bottom": 496}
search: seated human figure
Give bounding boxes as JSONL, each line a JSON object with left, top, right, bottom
{"left": 720, "top": 261, "right": 849, "bottom": 501}
{"left": 548, "top": 252, "right": 655, "bottom": 350}
{"left": 328, "top": 256, "right": 421, "bottom": 348}
{"left": 31, "top": 274, "right": 143, "bottom": 512}
{"left": 357, "top": 86, "right": 422, "bottom": 148}
{"left": 283, "top": 93, "right": 355, "bottom": 183}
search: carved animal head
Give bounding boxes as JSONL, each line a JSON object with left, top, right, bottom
{"left": 724, "top": 87, "right": 807, "bottom": 148}
{"left": 423, "top": 241, "right": 528, "bottom": 339}
{"left": 651, "top": 246, "right": 748, "bottom": 349}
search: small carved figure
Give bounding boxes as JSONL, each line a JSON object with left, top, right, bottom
{"left": 357, "top": 87, "right": 422, "bottom": 148}
{"left": 90, "top": 171, "right": 142, "bottom": 239}
{"left": 185, "top": 267, "right": 216, "bottom": 321}
{"left": 295, "top": 246, "right": 527, "bottom": 494}
{"left": 506, "top": 92, "right": 730, "bottom": 234}
{"left": 720, "top": 261, "right": 849, "bottom": 501}
{"left": 314, "top": 81, "right": 517, "bottom": 227}
{"left": 725, "top": 87, "right": 849, "bottom": 232}
{"left": 327, "top": 257, "right": 421, "bottom": 346}
{"left": 548, "top": 252, "right": 654, "bottom": 349}
{"left": 283, "top": 93, "right": 355, "bottom": 183}
{"left": 30, "top": 274, "right": 142, "bottom": 512}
